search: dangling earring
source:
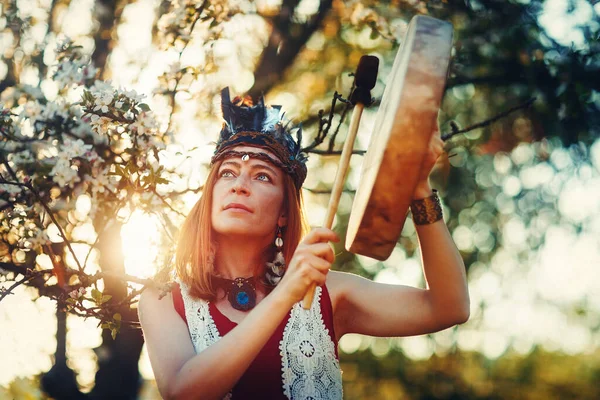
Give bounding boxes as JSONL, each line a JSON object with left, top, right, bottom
{"left": 265, "top": 225, "right": 285, "bottom": 285}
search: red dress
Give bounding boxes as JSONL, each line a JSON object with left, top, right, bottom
{"left": 172, "top": 284, "right": 339, "bottom": 399}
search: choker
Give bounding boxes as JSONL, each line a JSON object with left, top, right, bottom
{"left": 213, "top": 276, "right": 256, "bottom": 311}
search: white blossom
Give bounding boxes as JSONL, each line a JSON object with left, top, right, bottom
{"left": 54, "top": 59, "right": 97, "bottom": 88}
{"left": 41, "top": 100, "right": 70, "bottom": 121}
{"left": 90, "top": 80, "right": 114, "bottom": 96}
{"left": 89, "top": 114, "right": 112, "bottom": 136}
{"left": 93, "top": 91, "right": 114, "bottom": 114}
{"left": 50, "top": 157, "right": 80, "bottom": 187}
{"left": 157, "top": 2, "right": 188, "bottom": 32}
{"left": 19, "top": 100, "right": 43, "bottom": 122}
{"left": 84, "top": 167, "right": 118, "bottom": 195}
{"left": 9, "top": 224, "right": 26, "bottom": 239}
{"left": 60, "top": 138, "right": 93, "bottom": 159}
{"left": 130, "top": 112, "right": 158, "bottom": 136}
{"left": 121, "top": 88, "right": 145, "bottom": 103}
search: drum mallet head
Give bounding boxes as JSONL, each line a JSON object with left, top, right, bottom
{"left": 350, "top": 55, "right": 379, "bottom": 106}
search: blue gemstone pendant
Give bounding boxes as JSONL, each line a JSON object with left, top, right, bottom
{"left": 228, "top": 277, "right": 256, "bottom": 311}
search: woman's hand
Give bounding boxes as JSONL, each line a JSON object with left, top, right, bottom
{"left": 274, "top": 227, "right": 339, "bottom": 305}
{"left": 413, "top": 122, "right": 445, "bottom": 199}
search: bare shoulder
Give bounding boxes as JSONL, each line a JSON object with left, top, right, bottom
{"left": 137, "top": 284, "right": 189, "bottom": 341}
{"left": 138, "top": 285, "right": 173, "bottom": 316}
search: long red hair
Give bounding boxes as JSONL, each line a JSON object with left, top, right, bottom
{"left": 175, "top": 159, "right": 309, "bottom": 300}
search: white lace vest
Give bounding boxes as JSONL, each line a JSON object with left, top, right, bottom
{"left": 178, "top": 281, "right": 343, "bottom": 399}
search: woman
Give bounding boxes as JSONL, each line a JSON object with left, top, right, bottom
{"left": 138, "top": 88, "right": 469, "bottom": 400}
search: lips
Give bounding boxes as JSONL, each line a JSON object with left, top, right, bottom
{"left": 224, "top": 203, "right": 253, "bottom": 213}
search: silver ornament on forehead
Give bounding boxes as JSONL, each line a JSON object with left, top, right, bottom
{"left": 241, "top": 154, "right": 250, "bottom": 162}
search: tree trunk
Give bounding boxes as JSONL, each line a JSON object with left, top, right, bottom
{"left": 88, "top": 218, "right": 144, "bottom": 400}
{"left": 248, "top": 0, "right": 333, "bottom": 99}
{"left": 41, "top": 299, "right": 87, "bottom": 400}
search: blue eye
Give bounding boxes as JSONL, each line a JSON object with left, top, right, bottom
{"left": 257, "top": 173, "right": 271, "bottom": 182}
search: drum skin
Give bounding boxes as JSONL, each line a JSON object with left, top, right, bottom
{"left": 346, "top": 15, "right": 453, "bottom": 260}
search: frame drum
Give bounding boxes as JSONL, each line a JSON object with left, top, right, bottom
{"left": 346, "top": 15, "right": 453, "bottom": 260}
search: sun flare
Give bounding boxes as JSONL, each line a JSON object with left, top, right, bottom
{"left": 120, "top": 211, "right": 162, "bottom": 279}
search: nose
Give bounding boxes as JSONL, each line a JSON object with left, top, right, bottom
{"left": 231, "top": 174, "right": 250, "bottom": 195}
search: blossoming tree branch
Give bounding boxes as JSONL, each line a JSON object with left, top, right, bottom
{"left": 0, "top": 40, "right": 181, "bottom": 337}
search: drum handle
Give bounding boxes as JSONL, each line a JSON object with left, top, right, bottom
{"left": 302, "top": 103, "right": 365, "bottom": 310}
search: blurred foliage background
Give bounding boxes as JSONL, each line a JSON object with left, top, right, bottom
{"left": 1, "top": 0, "right": 599, "bottom": 399}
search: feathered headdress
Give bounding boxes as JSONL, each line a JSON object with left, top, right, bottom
{"left": 211, "top": 87, "right": 308, "bottom": 189}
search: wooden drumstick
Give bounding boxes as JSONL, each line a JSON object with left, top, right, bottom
{"left": 302, "top": 55, "right": 379, "bottom": 310}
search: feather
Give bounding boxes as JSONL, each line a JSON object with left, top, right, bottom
{"left": 296, "top": 124, "right": 303, "bottom": 149}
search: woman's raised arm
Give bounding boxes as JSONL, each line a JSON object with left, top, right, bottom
{"left": 328, "top": 125, "right": 470, "bottom": 339}
{"left": 329, "top": 218, "right": 469, "bottom": 339}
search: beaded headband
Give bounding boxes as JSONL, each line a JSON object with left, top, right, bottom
{"left": 211, "top": 87, "right": 308, "bottom": 189}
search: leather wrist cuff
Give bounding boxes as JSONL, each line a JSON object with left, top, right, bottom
{"left": 410, "top": 189, "right": 443, "bottom": 225}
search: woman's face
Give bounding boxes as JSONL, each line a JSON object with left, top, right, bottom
{"left": 211, "top": 145, "right": 286, "bottom": 240}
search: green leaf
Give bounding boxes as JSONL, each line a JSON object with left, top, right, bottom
{"left": 113, "top": 313, "right": 122, "bottom": 321}
{"left": 100, "top": 295, "right": 112, "bottom": 304}
{"left": 91, "top": 288, "right": 101, "bottom": 302}
{"left": 138, "top": 103, "right": 151, "bottom": 112}
{"left": 370, "top": 28, "right": 379, "bottom": 40}
{"left": 111, "top": 328, "right": 117, "bottom": 340}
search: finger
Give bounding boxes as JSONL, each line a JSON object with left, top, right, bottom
{"left": 303, "top": 266, "right": 328, "bottom": 287}
{"left": 310, "top": 254, "right": 331, "bottom": 274}
{"left": 303, "top": 242, "right": 335, "bottom": 264}
{"left": 302, "top": 228, "right": 340, "bottom": 245}
{"left": 290, "top": 248, "right": 332, "bottom": 270}
{"left": 299, "top": 253, "right": 331, "bottom": 275}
